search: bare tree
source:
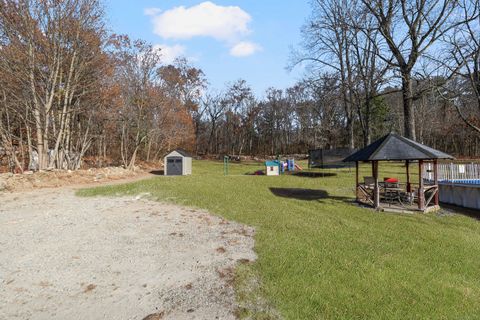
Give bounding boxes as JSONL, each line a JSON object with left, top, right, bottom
{"left": 441, "top": 0, "right": 480, "bottom": 132}
{"left": 203, "top": 92, "right": 227, "bottom": 154}
{"left": 110, "top": 37, "right": 163, "bottom": 169}
{"left": 362, "top": 0, "right": 461, "bottom": 140}
{"left": 157, "top": 58, "right": 207, "bottom": 154}
{"left": 294, "top": 0, "right": 359, "bottom": 148}
{"left": 223, "top": 80, "right": 256, "bottom": 155}
{"left": 350, "top": 9, "right": 390, "bottom": 146}
{"left": 0, "top": 0, "right": 108, "bottom": 170}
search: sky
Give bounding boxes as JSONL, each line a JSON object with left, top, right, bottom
{"left": 104, "top": 0, "right": 311, "bottom": 96}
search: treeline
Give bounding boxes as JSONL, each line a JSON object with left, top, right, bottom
{"left": 0, "top": 0, "right": 479, "bottom": 173}
{"left": 194, "top": 0, "right": 480, "bottom": 157}
{"left": 0, "top": 0, "right": 205, "bottom": 172}
{"left": 194, "top": 77, "right": 479, "bottom": 157}
{"left": 291, "top": 0, "right": 480, "bottom": 150}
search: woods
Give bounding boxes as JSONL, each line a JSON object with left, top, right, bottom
{"left": 0, "top": 0, "right": 201, "bottom": 172}
{"left": 0, "top": 0, "right": 479, "bottom": 173}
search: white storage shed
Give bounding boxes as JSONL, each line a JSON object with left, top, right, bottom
{"left": 164, "top": 149, "right": 193, "bottom": 176}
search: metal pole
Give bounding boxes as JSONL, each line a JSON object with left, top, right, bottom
{"left": 224, "top": 156, "right": 229, "bottom": 176}
{"left": 434, "top": 160, "right": 439, "bottom": 206}
{"left": 373, "top": 161, "right": 380, "bottom": 209}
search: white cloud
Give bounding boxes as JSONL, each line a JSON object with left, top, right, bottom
{"left": 148, "top": 1, "right": 251, "bottom": 42}
{"left": 144, "top": 7, "right": 161, "bottom": 16}
{"left": 146, "top": 2, "right": 262, "bottom": 58}
{"left": 153, "top": 44, "right": 186, "bottom": 64}
{"left": 229, "top": 41, "right": 262, "bottom": 57}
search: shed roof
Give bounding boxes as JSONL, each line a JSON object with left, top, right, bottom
{"left": 166, "top": 149, "right": 193, "bottom": 158}
{"left": 343, "top": 133, "right": 454, "bottom": 162}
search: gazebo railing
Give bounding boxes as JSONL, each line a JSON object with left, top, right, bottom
{"left": 356, "top": 180, "right": 439, "bottom": 211}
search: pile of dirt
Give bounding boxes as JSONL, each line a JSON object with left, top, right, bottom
{"left": 0, "top": 167, "right": 146, "bottom": 192}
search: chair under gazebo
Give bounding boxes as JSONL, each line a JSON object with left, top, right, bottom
{"left": 343, "top": 133, "right": 454, "bottom": 213}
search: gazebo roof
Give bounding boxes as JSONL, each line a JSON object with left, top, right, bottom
{"left": 343, "top": 133, "right": 454, "bottom": 162}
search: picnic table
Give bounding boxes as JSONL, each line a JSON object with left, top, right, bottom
{"left": 380, "top": 182, "right": 416, "bottom": 206}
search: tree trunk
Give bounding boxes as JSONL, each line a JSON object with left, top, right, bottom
{"left": 347, "top": 118, "right": 354, "bottom": 149}
{"left": 402, "top": 74, "right": 416, "bottom": 140}
{"left": 364, "top": 96, "right": 372, "bottom": 147}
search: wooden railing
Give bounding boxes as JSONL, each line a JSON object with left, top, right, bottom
{"left": 356, "top": 182, "right": 438, "bottom": 211}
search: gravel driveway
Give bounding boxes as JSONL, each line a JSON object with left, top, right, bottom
{"left": 0, "top": 187, "right": 256, "bottom": 320}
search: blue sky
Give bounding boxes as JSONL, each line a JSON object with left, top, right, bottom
{"left": 104, "top": 1, "right": 311, "bottom": 96}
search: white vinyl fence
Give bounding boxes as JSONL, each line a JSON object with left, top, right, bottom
{"left": 424, "top": 163, "right": 480, "bottom": 182}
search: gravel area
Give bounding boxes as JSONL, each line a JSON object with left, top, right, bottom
{"left": 0, "top": 187, "right": 256, "bottom": 320}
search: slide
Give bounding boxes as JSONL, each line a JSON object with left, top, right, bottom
{"left": 295, "top": 164, "right": 303, "bottom": 171}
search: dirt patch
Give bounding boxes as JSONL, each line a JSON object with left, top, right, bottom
{"left": 0, "top": 167, "right": 147, "bottom": 193}
{"left": 0, "top": 187, "right": 256, "bottom": 320}
{"left": 143, "top": 312, "right": 165, "bottom": 320}
{"left": 83, "top": 284, "right": 97, "bottom": 293}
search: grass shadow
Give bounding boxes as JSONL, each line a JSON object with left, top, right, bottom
{"left": 311, "top": 164, "right": 355, "bottom": 169}
{"left": 269, "top": 187, "right": 351, "bottom": 203}
{"left": 292, "top": 172, "right": 337, "bottom": 178}
{"left": 244, "top": 170, "right": 265, "bottom": 176}
{"left": 439, "top": 203, "right": 480, "bottom": 221}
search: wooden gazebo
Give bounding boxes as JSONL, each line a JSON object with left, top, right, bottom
{"left": 343, "top": 133, "right": 454, "bottom": 213}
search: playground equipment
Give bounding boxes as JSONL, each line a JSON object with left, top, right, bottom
{"left": 265, "top": 160, "right": 280, "bottom": 176}
{"left": 265, "top": 158, "right": 300, "bottom": 176}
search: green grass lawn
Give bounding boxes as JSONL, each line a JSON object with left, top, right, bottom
{"left": 78, "top": 160, "right": 480, "bottom": 319}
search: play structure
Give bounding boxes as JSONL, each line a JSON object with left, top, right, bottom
{"left": 265, "top": 158, "right": 301, "bottom": 176}
{"left": 222, "top": 155, "right": 302, "bottom": 176}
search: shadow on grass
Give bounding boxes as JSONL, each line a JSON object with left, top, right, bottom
{"left": 149, "top": 170, "right": 164, "bottom": 176}
{"left": 244, "top": 171, "right": 265, "bottom": 176}
{"left": 440, "top": 203, "right": 480, "bottom": 221}
{"left": 311, "top": 164, "right": 355, "bottom": 169}
{"left": 292, "top": 172, "right": 337, "bottom": 178}
{"left": 269, "top": 187, "right": 351, "bottom": 203}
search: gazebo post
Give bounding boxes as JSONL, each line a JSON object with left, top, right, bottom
{"left": 355, "top": 161, "right": 359, "bottom": 202}
{"left": 418, "top": 160, "right": 425, "bottom": 211}
{"left": 434, "top": 159, "right": 439, "bottom": 206}
{"left": 406, "top": 160, "right": 411, "bottom": 192}
{"left": 373, "top": 161, "right": 380, "bottom": 209}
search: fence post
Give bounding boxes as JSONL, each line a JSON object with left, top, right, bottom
{"left": 355, "top": 161, "right": 359, "bottom": 202}
{"left": 434, "top": 160, "right": 439, "bottom": 206}
{"left": 449, "top": 163, "right": 453, "bottom": 183}
{"left": 373, "top": 161, "right": 380, "bottom": 209}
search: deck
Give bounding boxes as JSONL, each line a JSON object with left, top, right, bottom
{"left": 356, "top": 181, "right": 440, "bottom": 214}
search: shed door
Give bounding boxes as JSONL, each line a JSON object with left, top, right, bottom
{"left": 167, "top": 157, "right": 183, "bottom": 176}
